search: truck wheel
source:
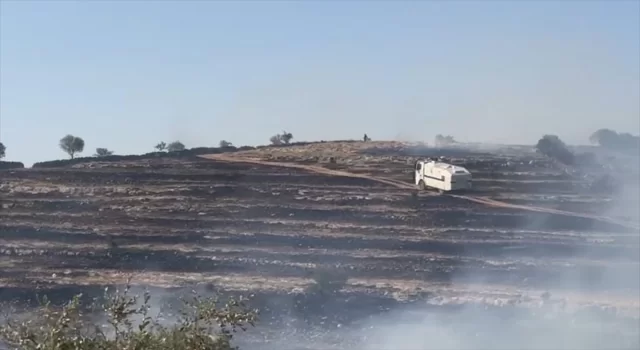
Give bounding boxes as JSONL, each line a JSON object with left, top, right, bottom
{"left": 418, "top": 180, "right": 426, "bottom": 191}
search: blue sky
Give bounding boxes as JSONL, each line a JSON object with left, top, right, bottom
{"left": 1, "top": 0, "right": 638, "bottom": 165}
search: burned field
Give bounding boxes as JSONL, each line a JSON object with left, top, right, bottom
{"left": 1, "top": 141, "right": 639, "bottom": 349}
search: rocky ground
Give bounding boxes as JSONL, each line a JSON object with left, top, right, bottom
{"left": 0, "top": 141, "right": 638, "bottom": 349}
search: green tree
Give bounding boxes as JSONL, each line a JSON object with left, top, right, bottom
{"left": 435, "top": 134, "right": 456, "bottom": 147}
{"left": 0, "top": 142, "right": 5, "bottom": 159}
{"left": 590, "top": 128, "right": 640, "bottom": 151}
{"left": 59, "top": 135, "right": 85, "bottom": 159}
{"left": 535, "top": 134, "right": 574, "bottom": 165}
{"left": 94, "top": 148, "right": 114, "bottom": 157}
{"left": 0, "top": 283, "right": 257, "bottom": 350}
{"left": 167, "top": 141, "right": 186, "bottom": 152}
{"left": 269, "top": 134, "right": 282, "bottom": 145}
{"left": 589, "top": 128, "right": 618, "bottom": 146}
{"left": 281, "top": 131, "right": 293, "bottom": 144}
{"left": 219, "top": 140, "right": 233, "bottom": 148}
{"left": 269, "top": 131, "right": 294, "bottom": 145}
{"left": 155, "top": 142, "right": 167, "bottom": 152}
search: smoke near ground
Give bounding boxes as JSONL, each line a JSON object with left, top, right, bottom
{"left": 235, "top": 143, "right": 640, "bottom": 350}
{"left": 1, "top": 141, "right": 638, "bottom": 350}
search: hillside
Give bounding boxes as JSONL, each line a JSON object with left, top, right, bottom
{"left": 0, "top": 141, "right": 638, "bottom": 349}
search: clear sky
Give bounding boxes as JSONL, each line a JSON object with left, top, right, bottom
{"left": 1, "top": 0, "right": 639, "bottom": 165}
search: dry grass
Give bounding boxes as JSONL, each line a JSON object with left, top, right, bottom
{"left": 231, "top": 141, "right": 407, "bottom": 162}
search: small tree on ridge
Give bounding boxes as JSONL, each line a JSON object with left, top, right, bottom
{"left": 155, "top": 142, "right": 167, "bottom": 152}
{"left": 94, "top": 148, "right": 114, "bottom": 157}
{"left": 0, "top": 142, "right": 5, "bottom": 159}
{"left": 269, "top": 135, "right": 282, "bottom": 145}
{"left": 269, "top": 131, "right": 294, "bottom": 145}
{"left": 167, "top": 141, "right": 186, "bottom": 152}
{"left": 435, "top": 134, "right": 456, "bottom": 147}
{"left": 281, "top": 131, "right": 293, "bottom": 144}
{"left": 535, "top": 134, "right": 574, "bottom": 165}
{"left": 59, "top": 135, "right": 85, "bottom": 159}
{"left": 589, "top": 128, "right": 640, "bottom": 151}
{"left": 219, "top": 140, "right": 233, "bottom": 148}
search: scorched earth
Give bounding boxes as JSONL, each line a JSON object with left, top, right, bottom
{"left": 1, "top": 141, "right": 638, "bottom": 349}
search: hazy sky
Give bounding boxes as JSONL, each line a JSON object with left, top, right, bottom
{"left": 1, "top": 0, "right": 639, "bottom": 165}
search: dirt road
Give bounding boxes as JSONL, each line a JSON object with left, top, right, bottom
{"left": 201, "top": 153, "right": 639, "bottom": 230}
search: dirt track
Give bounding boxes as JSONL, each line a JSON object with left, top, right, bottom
{"left": 202, "top": 153, "right": 638, "bottom": 230}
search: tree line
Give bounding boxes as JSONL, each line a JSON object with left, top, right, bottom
{"left": 535, "top": 128, "right": 639, "bottom": 166}
{"left": 1, "top": 127, "right": 637, "bottom": 162}
{"left": 588, "top": 128, "right": 640, "bottom": 151}
{"left": 0, "top": 131, "right": 296, "bottom": 162}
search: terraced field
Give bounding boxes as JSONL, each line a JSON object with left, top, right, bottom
{"left": 0, "top": 141, "right": 638, "bottom": 349}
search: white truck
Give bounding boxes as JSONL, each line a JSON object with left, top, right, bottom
{"left": 414, "top": 158, "right": 472, "bottom": 192}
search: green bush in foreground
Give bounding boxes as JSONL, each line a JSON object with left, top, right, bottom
{"left": 0, "top": 284, "right": 257, "bottom": 350}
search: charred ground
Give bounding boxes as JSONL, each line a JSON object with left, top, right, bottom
{"left": 0, "top": 141, "right": 638, "bottom": 349}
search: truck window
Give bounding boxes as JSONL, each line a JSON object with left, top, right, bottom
{"left": 416, "top": 163, "right": 422, "bottom": 171}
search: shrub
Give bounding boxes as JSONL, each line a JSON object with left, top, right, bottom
{"left": 280, "top": 131, "right": 293, "bottom": 144}
{"left": 535, "top": 134, "right": 574, "bottom": 165}
{"left": 219, "top": 140, "right": 233, "bottom": 148}
{"left": 0, "top": 142, "right": 5, "bottom": 159}
{"left": 434, "top": 134, "right": 456, "bottom": 147}
{"left": 95, "top": 148, "right": 114, "bottom": 157}
{"left": 167, "top": 141, "right": 186, "bottom": 152}
{"left": 269, "top": 135, "right": 282, "bottom": 146}
{"left": 155, "top": 142, "right": 167, "bottom": 152}
{"left": 269, "top": 131, "right": 294, "bottom": 145}
{"left": 0, "top": 283, "right": 257, "bottom": 350}
{"left": 589, "top": 128, "right": 640, "bottom": 152}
